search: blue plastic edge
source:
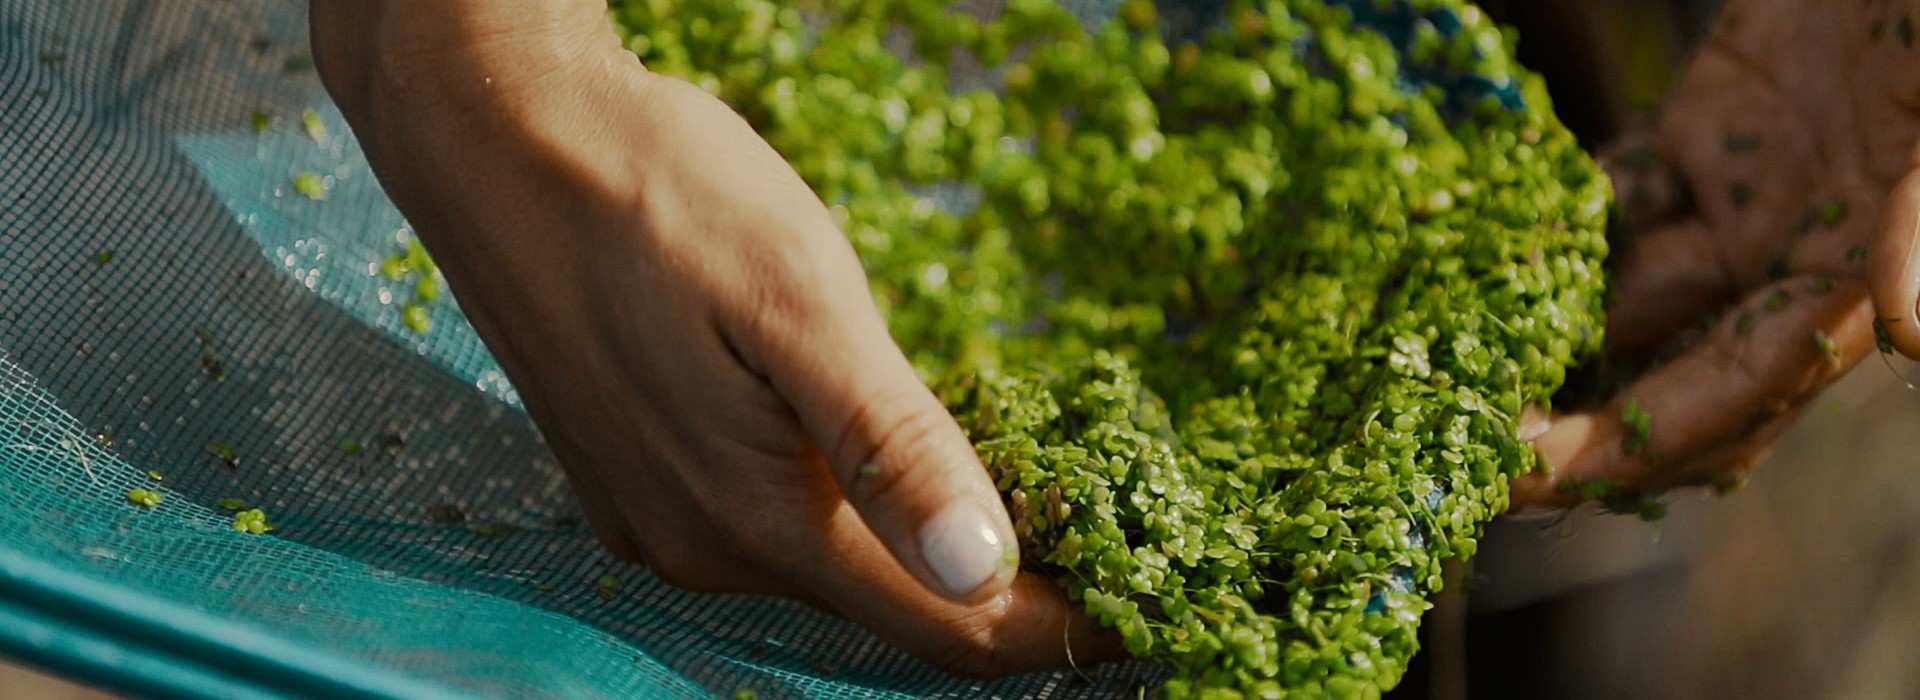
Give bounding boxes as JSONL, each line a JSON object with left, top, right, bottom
{"left": 0, "top": 545, "right": 478, "bottom": 700}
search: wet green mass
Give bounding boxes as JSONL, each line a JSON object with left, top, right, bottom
{"left": 608, "top": 0, "right": 1608, "bottom": 696}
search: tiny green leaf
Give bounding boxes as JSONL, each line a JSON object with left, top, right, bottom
{"left": 293, "top": 172, "right": 326, "bottom": 200}
{"left": 126, "top": 489, "right": 162, "bottom": 508}
{"left": 1621, "top": 398, "right": 1653, "bottom": 456}
{"left": 1820, "top": 198, "right": 1847, "bottom": 227}
{"left": 232, "top": 508, "right": 274, "bottom": 534}
{"left": 301, "top": 109, "right": 327, "bottom": 142}
{"left": 401, "top": 304, "right": 431, "bottom": 334}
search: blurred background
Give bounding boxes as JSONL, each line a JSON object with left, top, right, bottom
{"left": 12, "top": 0, "right": 1920, "bottom": 698}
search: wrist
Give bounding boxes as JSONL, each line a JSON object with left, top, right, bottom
{"left": 308, "top": 0, "right": 619, "bottom": 118}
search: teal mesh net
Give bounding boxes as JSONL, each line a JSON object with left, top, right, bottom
{"left": 0, "top": 1, "right": 1558, "bottom": 698}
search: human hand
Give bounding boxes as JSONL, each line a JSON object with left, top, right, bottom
{"left": 1511, "top": 0, "right": 1920, "bottom": 511}
{"left": 307, "top": 0, "right": 1119, "bottom": 674}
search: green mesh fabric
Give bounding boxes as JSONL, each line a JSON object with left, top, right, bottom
{"left": 1, "top": 1, "right": 1540, "bottom": 698}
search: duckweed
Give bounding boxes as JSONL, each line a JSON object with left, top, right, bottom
{"left": 603, "top": 1, "right": 1609, "bottom": 695}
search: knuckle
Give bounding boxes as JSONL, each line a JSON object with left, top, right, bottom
{"left": 840, "top": 401, "right": 957, "bottom": 498}
{"left": 919, "top": 617, "right": 1010, "bottom": 679}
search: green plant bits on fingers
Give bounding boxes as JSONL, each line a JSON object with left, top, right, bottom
{"left": 1622, "top": 398, "right": 1653, "bottom": 457}
{"left": 606, "top": 0, "right": 1609, "bottom": 695}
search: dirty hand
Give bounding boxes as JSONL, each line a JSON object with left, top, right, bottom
{"left": 307, "top": 0, "right": 1117, "bottom": 674}
{"left": 1513, "top": 0, "right": 1920, "bottom": 510}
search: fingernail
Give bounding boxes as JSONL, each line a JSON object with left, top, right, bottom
{"left": 920, "top": 505, "right": 1009, "bottom": 599}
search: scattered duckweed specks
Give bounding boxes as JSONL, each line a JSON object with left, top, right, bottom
{"left": 195, "top": 325, "right": 227, "bottom": 381}
{"left": 1708, "top": 473, "right": 1746, "bottom": 496}
{"left": 1813, "top": 330, "right": 1840, "bottom": 368}
{"left": 126, "top": 489, "right": 161, "bottom": 508}
{"left": 1622, "top": 399, "right": 1654, "bottom": 457}
{"left": 207, "top": 442, "right": 238, "bottom": 470}
{"left": 251, "top": 110, "right": 272, "bottom": 134}
{"left": 383, "top": 241, "right": 444, "bottom": 332}
{"left": 216, "top": 497, "right": 247, "bottom": 511}
{"left": 596, "top": 574, "right": 622, "bottom": 602}
{"left": 145, "top": 470, "right": 163, "bottom": 482}
{"left": 92, "top": 250, "right": 115, "bottom": 266}
{"left": 232, "top": 508, "right": 274, "bottom": 535}
{"left": 605, "top": 0, "right": 1610, "bottom": 694}
{"left": 301, "top": 108, "right": 326, "bottom": 142}
{"left": 401, "top": 304, "right": 431, "bottom": 334}
{"left": 1819, "top": 198, "right": 1847, "bottom": 227}
{"left": 293, "top": 172, "right": 326, "bottom": 200}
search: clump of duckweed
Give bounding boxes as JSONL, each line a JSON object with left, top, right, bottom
{"left": 612, "top": 1, "right": 1607, "bottom": 695}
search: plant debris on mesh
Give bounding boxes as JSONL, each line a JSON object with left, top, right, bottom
{"left": 610, "top": 0, "right": 1608, "bottom": 696}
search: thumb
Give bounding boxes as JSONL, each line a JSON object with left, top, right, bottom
{"left": 730, "top": 250, "right": 1019, "bottom": 603}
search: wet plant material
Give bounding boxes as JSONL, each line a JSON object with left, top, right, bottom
{"left": 609, "top": 1, "right": 1609, "bottom": 696}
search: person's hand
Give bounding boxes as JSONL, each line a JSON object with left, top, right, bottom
{"left": 307, "top": 0, "right": 1119, "bottom": 674}
{"left": 1511, "top": 0, "right": 1920, "bottom": 511}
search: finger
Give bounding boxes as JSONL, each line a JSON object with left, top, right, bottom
{"left": 799, "top": 502, "right": 1127, "bottom": 677}
{"left": 1870, "top": 159, "right": 1920, "bottom": 358}
{"left": 1512, "top": 277, "right": 1874, "bottom": 511}
{"left": 723, "top": 236, "right": 1018, "bottom": 604}
{"left": 1644, "top": 406, "right": 1798, "bottom": 495}
{"left": 1602, "top": 218, "right": 1740, "bottom": 356}
{"left": 1599, "top": 133, "right": 1690, "bottom": 230}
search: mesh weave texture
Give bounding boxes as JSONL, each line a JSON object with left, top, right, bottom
{"left": 0, "top": 1, "right": 1528, "bottom": 698}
